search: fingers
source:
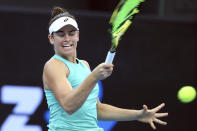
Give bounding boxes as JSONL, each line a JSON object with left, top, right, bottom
{"left": 103, "top": 63, "right": 114, "bottom": 69}
{"left": 106, "top": 67, "right": 113, "bottom": 73}
{"left": 150, "top": 118, "right": 167, "bottom": 130}
{"left": 155, "top": 113, "right": 168, "bottom": 118}
{"left": 102, "top": 63, "right": 114, "bottom": 75}
{"left": 152, "top": 103, "right": 165, "bottom": 113}
{"left": 150, "top": 121, "right": 156, "bottom": 130}
{"left": 154, "top": 118, "right": 167, "bottom": 125}
{"left": 143, "top": 104, "right": 148, "bottom": 110}
{"left": 93, "top": 63, "right": 114, "bottom": 80}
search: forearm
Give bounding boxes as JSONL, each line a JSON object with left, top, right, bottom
{"left": 98, "top": 103, "right": 140, "bottom": 121}
{"left": 62, "top": 73, "right": 98, "bottom": 114}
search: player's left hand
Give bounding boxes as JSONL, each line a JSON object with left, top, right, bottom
{"left": 137, "top": 103, "right": 168, "bottom": 130}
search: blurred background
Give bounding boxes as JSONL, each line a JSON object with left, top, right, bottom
{"left": 0, "top": 0, "right": 196, "bottom": 131}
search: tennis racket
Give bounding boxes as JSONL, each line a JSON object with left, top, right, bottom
{"left": 105, "top": 0, "right": 144, "bottom": 63}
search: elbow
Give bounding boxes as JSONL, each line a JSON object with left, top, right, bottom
{"left": 63, "top": 105, "right": 76, "bottom": 115}
{"left": 60, "top": 98, "right": 76, "bottom": 115}
{"left": 60, "top": 97, "right": 81, "bottom": 115}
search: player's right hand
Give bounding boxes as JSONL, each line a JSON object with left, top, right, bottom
{"left": 92, "top": 63, "right": 114, "bottom": 80}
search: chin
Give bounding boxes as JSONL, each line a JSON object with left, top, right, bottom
{"left": 62, "top": 51, "right": 75, "bottom": 57}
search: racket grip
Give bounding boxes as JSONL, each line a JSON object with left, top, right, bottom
{"left": 105, "top": 51, "right": 116, "bottom": 63}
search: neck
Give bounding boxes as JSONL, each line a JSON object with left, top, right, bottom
{"left": 66, "top": 56, "right": 77, "bottom": 63}
{"left": 56, "top": 52, "right": 77, "bottom": 64}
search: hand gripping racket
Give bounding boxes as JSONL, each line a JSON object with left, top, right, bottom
{"left": 105, "top": 0, "right": 145, "bottom": 63}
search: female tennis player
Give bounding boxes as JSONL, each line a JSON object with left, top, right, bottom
{"left": 43, "top": 7, "right": 168, "bottom": 131}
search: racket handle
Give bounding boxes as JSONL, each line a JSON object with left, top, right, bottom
{"left": 105, "top": 51, "right": 116, "bottom": 63}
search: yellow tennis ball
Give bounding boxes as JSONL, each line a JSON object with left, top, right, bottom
{"left": 178, "top": 86, "right": 196, "bottom": 103}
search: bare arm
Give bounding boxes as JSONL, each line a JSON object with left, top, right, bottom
{"left": 97, "top": 99, "right": 168, "bottom": 130}
{"left": 43, "top": 58, "right": 113, "bottom": 115}
{"left": 97, "top": 98, "right": 139, "bottom": 121}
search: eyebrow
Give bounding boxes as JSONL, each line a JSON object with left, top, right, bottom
{"left": 55, "top": 30, "right": 64, "bottom": 33}
{"left": 69, "top": 29, "right": 78, "bottom": 32}
{"left": 57, "top": 29, "right": 77, "bottom": 32}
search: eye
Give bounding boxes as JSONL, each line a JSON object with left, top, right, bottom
{"left": 69, "top": 30, "right": 77, "bottom": 36}
{"left": 55, "top": 31, "right": 65, "bottom": 37}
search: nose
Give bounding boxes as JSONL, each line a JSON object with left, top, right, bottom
{"left": 64, "top": 33, "right": 71, "bottom": 41}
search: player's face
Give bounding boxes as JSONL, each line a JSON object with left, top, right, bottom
{"left": 49, "top": 25, "right": 79, "bottom": 57}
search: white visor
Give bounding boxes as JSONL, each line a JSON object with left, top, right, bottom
{"left": 49, "top": 16, "right": 79, "bottom": 35}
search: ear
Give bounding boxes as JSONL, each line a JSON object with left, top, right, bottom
{"left": 48, "top": 34, "right": 54, "bottom": 45}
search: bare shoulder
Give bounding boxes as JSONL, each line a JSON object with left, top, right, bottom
{"left": 80, "top": 60, "right": 90, "bottom": 69}
{"left": 43, "top": 58, "right": 69, "bottom": 89}
{"left": 43, "top": 58, "right": 66, "bottom": 74}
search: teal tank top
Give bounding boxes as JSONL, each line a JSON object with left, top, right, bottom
{"left": 44, "top": 54, "right": 103, "bottom": 131}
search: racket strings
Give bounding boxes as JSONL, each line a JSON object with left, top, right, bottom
{"left": 111, "top": 0, "right": 144, "bottom": 34}
{"left": 109, "top": 0, "right": 145, "bottom": 52}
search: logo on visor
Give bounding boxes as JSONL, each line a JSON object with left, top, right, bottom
{"left": 64, "top": 18, "right": 68, "bottom": 22}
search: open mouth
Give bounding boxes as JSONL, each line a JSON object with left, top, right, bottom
{"left": 62, "top": 44, "right": 73, "bottom": 48}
